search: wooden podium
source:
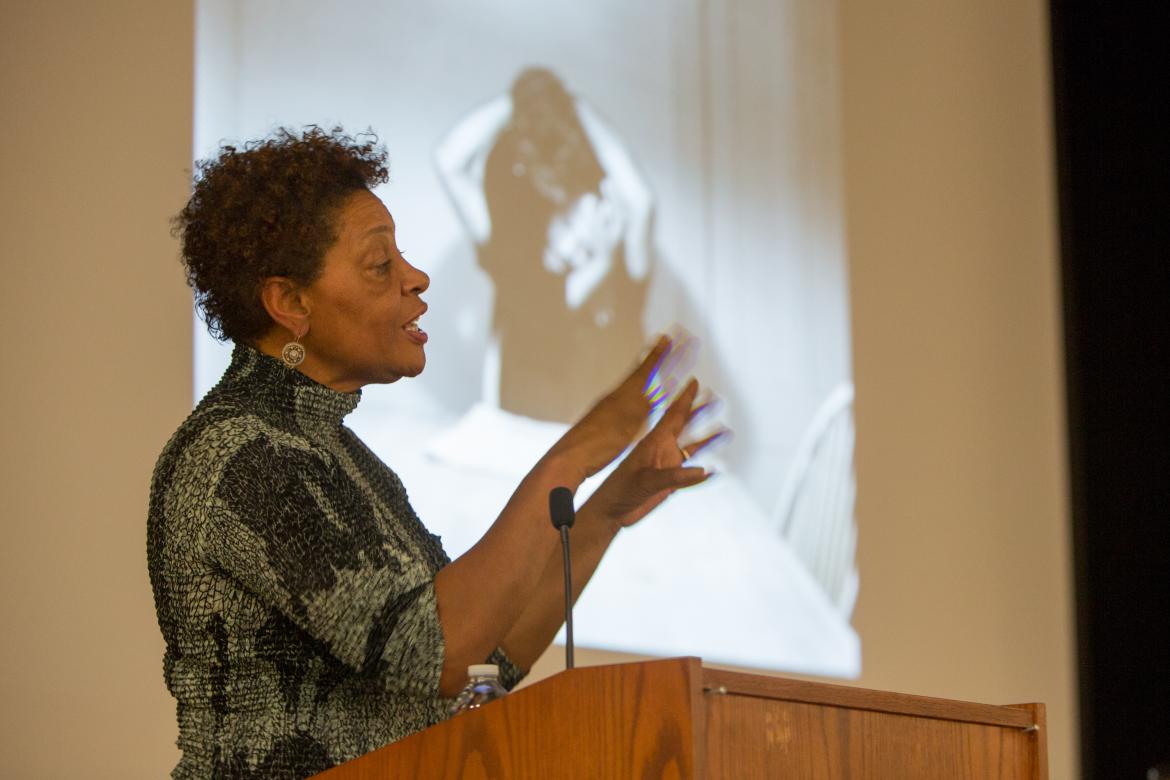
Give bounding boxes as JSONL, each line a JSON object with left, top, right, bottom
{"left": 315, "top": 657, "right": 1047, "bottom": 779}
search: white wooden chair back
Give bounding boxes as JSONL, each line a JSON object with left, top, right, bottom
{"left": 773, "top": 384, "right": 858, "bottom": 618}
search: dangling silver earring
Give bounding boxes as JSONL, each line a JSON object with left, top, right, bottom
{"left": 281, "top": 332, "right": 305, "bottom": 369}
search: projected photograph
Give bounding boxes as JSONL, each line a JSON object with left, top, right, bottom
{"left": 194, "top": 0, "right": 858, "bottom": 676}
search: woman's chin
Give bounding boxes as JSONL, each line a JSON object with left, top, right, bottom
{"left": 387, "top": 357, "right": 426, "bottom": 382}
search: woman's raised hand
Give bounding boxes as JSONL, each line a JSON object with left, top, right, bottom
{"left": 547, "top": 333, "right": 687, "bottom": 484}
{"left": 582, "top": 379, "right": 725, "bottom": 532}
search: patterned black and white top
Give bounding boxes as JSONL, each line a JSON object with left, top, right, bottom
{"left": 148, "top": 344, "right": 522, "bottom": 779}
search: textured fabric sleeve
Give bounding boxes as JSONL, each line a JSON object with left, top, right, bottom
{"left": 206, "top": 432, "right": 445, "bottom": 698}
{"left": 487, "top": 646, "right": 526, "bottom": 691}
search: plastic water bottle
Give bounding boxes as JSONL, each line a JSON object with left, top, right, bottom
{"left": 449, "top": 664, "right": 507, "bottom": 716}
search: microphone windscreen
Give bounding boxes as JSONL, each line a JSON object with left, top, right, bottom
{"left": 549, "top": 486, "right": 576, "bottom": 530}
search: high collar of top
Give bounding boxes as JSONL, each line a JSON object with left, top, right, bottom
{"left": 221, "top": 343, "right": 361, "bottom": 428}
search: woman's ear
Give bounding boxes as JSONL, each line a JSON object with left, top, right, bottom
{"left": 259, "top": 277, "right": 310, "bottom": 339}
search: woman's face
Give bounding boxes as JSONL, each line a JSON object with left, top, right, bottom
{"left": 300, "top": 189, "right": 430, "bottom": 392}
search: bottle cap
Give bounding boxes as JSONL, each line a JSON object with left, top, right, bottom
{"left": 467, "top": 664, "right": 499, "bottom": 678}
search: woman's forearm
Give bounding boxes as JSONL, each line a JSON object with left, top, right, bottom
{"left": 432, "top": 453, "right": 584, "bottom": 696}
{"left": 497, "top": 505, "right": 619, "bottom": 670}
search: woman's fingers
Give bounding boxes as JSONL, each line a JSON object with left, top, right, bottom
{"left": 595, "top": 448, "right": 713, "bottom": 530}
{"left": 634, "top": 465, "right": 710, "bottom": 501}
{"left": 687, "top": 392, "right": 720, "bottom": 423}
{"left": 679, "top": 428, "right": 730, "bottom": 461}
{"left": 661, "top": 465, "right": 710, "bottom": 490}
{"left": 653, "top": 328, "right": 698, "bottom": 390}
{"left": 660, "top": 378, "right": 700, "bottom": 434}
{"left": 633, "top": 335, "right": 672, "bottom": 400}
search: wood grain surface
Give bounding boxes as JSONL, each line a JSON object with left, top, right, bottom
{"left": 702, "top": 667, "right": 1038, "bottom": 729}
{"left": 315, "top": 657, "right": 703, "bottom": 779}
{"left": 704, "top": 693, "right": 1045, "bottom": 779}
{"left": 313, "top": 658, "right": 1047, "bottom": 779}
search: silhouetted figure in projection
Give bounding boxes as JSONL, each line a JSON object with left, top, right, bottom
{"left": 436, "top": 67, "right": 653, "bottom": 421}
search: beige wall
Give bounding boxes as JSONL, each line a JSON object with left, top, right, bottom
{"left": 0, "top": 2, "right": 194, "bottom": 776}
{"left": 0, "top": 1, "right": 1076, "bottom": 777}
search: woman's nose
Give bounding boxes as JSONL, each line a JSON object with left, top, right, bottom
{"left": 405, "top": 259, "right": 430, "bottom": 294}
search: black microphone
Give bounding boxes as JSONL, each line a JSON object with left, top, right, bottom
{"left": 548, "top": 486, "right": 576, "bottom": 670}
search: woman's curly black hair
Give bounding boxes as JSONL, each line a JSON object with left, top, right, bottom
{"left": 174, "top": 126, "right": 389, "bottom": 342}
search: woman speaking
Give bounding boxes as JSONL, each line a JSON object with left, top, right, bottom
{"left": 148, "top": 127, "right": 717, "bottom": 779}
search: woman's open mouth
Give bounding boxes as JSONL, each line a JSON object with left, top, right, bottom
{"left": 404, "top": 316, "right": 428, "bottom": 344}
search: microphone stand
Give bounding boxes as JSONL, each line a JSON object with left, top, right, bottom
{"left": 559, "top": 524, "right": 574, "bottom": 669}
{"left": 549, "top": 487, "right": 576, "bottom": 670}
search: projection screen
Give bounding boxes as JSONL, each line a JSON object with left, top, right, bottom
{"left": 193, "top": 0, "right": 858, "bottom": 677}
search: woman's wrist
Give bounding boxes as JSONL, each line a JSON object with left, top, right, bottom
{"left": 573, "top": 497, "right": 624, "bottom": 544}
{"left": 532, "top": 449, "right": 588, "bottom": 495}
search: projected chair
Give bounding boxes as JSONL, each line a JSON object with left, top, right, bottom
{"left": 773, "top": 383, "right": 858, "bottom": 617}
